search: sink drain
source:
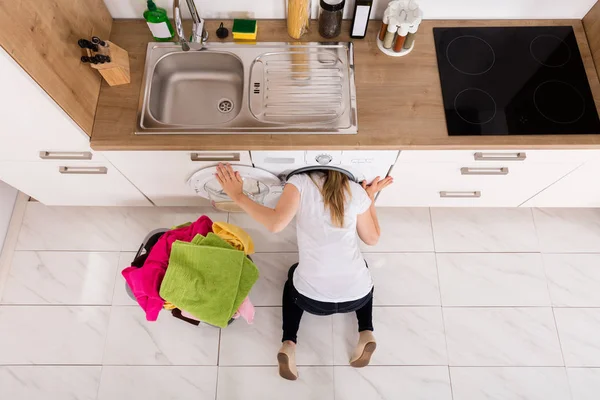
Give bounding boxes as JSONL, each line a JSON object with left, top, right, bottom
{"left": 217, "top": 99, "right": 234, "bottom": 113}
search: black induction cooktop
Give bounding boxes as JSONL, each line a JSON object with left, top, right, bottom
{"left": 433, "top": 26, "right": 600, "bottom": 135}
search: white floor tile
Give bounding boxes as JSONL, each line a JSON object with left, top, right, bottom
{"left": 16, "top": 203, "right": 128, "bottom": 251}
{"left": 103, "top": 306, "right": 219, "bottom": 365}
{"left": 333, "top": 307, "right": 447, "bottom": 366}
{"left": 98, "top": 366, "right": 217, "bottom": 400}
{"left": 120, "top": 207, "right": 179, "bottom": 251}
{"left": 219, "top": 307, "right": 333, "bottom": 366}
{"left": 365, "top": 253, "right": 440, "bottom": 306}
{"left": 228, "top": 214, "right": 297, "bottom": 252}
{"left": 249, "top": 253, "right": 298, "bottom": 306}
{"left": 533, "top": 209, "right": 600, "bottom": 253}
{"left": 437, "top": 253, "right": 551, "bottom": 306}
{"left": 112, "top": 252, "right": 138, "bottom": 306}
{"left": 554, "top": 308, "right": 600, "bottom": 367}
{"left": 431, "top": 208, "right": 539, "bottom": 252}
{"left": 450, "top": 367, "right": 571, "bottom": 400}
{"left": 334, "top": 366, "right": 452, "bottom": 400}
{"left": 216, "top": 366, "right": 334, "bottom": 400}
{"left": 1, "top": 252, "right": 119, "bottom": 305}
{"left": 444, "top": 308, "right": 563, "bottom": 366}
{"left": 543, "top": 254, "right": 600, "bottom": 307}
{"left": 0, "top": 306, "right": 109, "bottom": 364}
{"left": 0, "top": 366, "right": 101, "bottom": 400}
{"left": 173, "top": 207, "right": 229, "bottom": 228}
{"left": 567, "top": 368, "right": 600, "bottom": 400}
{"left": 360, "top": 208, "right": 434, "bottom": 252}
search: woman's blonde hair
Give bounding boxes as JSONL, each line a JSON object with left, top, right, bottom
{"left": 310, "top": 170, "right": 351, "bottom": 228}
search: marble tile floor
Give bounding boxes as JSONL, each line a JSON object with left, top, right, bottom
{"left": 1, "top": 203, "right": 600, "bottom": 399}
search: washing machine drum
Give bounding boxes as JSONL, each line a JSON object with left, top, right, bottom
{"left": 285, "top": 166, "right": 358, "bottom": 183}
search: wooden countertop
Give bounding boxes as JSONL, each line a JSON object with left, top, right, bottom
{"left": 91, "top": 19, "right": 600, "bottom": 150}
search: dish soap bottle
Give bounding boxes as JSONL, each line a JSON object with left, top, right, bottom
{"left": 144, "top": 0, "right": 175, "bottom": 42}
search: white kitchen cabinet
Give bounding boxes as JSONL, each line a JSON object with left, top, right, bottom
{"left": 522, "top": 157, "right": 600, "bottom": 207}
{"left": 102, "top": 151, "right": 252, "bottom": 206}
{"left": 376, "top": 150, "right": 585, "bottom": 207}
{"left": 0, "top": 46, "right": 92, "bottom": 162}
{"left": 0, "top": 159, "right": 150, "bottom": 206}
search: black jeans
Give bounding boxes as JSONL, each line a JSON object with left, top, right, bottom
{"left": 282, "top": 263, "right": 374, "bottom": 344}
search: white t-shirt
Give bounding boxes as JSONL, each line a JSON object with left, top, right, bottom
{"left": 286, "top": 173, "right": 373, "bottom": 302}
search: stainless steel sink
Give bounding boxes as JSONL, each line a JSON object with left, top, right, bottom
{"left": 137, "top": 42, "right": 357, "bottom": 134}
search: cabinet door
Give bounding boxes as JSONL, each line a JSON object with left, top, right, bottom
{"left": 0, "top": 160, "right": 150, "bottom": 206}
{"left": 0, "top": 47, "right": 92, "bottom": 162}
{"left": 376, "top": 161, "right": 580, "bottom": 207}
{"left": 102, "top": 151, "right": 252, "bottom": 206}
{"left": 522, "top": 160, "right": 600, "bottom": 207}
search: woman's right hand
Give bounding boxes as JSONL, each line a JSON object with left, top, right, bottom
{"left": 361, "top": 176, "right": 394, "bottom": 200}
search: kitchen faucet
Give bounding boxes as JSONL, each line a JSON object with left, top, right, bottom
{"left": 173, "top": 0, "right": 208, "bottom": 51}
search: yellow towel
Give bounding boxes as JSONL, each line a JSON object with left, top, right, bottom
{"left": 212, "top": 222, "right": 255, "bottom": 255}
{"left": 163, "top": 301, "right": 176, "bottom": 310}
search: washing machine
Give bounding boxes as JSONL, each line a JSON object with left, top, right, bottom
{"left": 188, "top": 150, "right": 399, "bottom": 211}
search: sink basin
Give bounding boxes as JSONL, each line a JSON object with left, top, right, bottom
{"left": 149, "top": 52, "right": 244, "bottom": 126}
{"left": 137, "top": 42, "right": 357, "bottom": 134}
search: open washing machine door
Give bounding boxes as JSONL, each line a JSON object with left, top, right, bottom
{"left": 188, "top": 165, "right": 282, "bottom": 212}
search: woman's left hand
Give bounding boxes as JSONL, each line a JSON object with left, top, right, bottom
{"left": 216, "top": 163, "right": 244, "bottom": 200}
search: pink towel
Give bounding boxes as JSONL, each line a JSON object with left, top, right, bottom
{"left": 122, "top": 216, "right": 213, "bottom": 321}
{"left": 232, "top": 296, "right": 255, "bottom": 324}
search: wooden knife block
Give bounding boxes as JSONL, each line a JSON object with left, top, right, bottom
{"left": 86, "top": 41, "right": 130, "bottom": 86}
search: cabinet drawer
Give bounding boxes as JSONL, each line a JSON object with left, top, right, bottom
{"left": 0, "top": 160, "right": 150, "bottom": 206}
{"left": 397, "top": 150, "right": 596, "bottom": 164}
{"left": 102, "top": 150, "right": 251, "bottom": 206}
{"left": 376, "top": 161, "right": 580, "bottom": 207}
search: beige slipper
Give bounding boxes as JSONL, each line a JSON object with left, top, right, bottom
{"left": 277, "top": 341, "right": 298, "bottom": 380}
{"left": 350, "top": 331, "right": 377, "bottom": 368}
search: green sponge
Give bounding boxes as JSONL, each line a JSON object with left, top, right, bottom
{"left": 232, "top": 19, "right": 257, "bottom": 40}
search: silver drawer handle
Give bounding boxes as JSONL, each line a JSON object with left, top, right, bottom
{"left": 59, "top": 166, "right": 108, "bottom": 175}
{"left": 461, "top": 167, "right": 509, "bottom": 175}
{"left": 474, "top": 152, "right": 526, "bottom": 161}
{"left": 440, "top": 191, "right": 481, "bottom": 198}
{"left": 190, "top": 153, "right": 241, "bottom": 162}
{"left": 40, "top": 151, "right": 93, "bottom": 160}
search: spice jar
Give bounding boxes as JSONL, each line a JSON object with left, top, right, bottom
{"left": 318, "top": 0, "right": 345, "bottom": 39}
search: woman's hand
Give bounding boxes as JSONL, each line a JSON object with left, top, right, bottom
{"left": 216, "top": 163, "right": 244, "bottom": 201}
{"left": 361, "top": 176, "right": 394, "bottom": 200}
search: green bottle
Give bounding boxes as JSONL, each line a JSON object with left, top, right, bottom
{"left": 144, "top": 0, "right": 175, "bottom": 42}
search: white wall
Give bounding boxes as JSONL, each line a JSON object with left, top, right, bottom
{"left": 0, "top": 181, "right": 17, "bottom": 254}
{"left": 104, "top": 0, "right": 597, "bottom": 20}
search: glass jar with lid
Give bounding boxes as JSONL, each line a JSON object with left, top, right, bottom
{"left": 318, "top": 0, "right": 345, "bottom": 39}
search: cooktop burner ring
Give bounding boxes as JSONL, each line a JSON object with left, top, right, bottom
{"left": 446, "top": 35, "right": 496, "bottom": 75}
{"left": 454, "top": 88, "right": 497, "bottom": 125}
{"left": 530, "top": 34, "right": 572, "bottom": 68}
{"left": 534, "top": 80, "right": 585, "bottom": 124}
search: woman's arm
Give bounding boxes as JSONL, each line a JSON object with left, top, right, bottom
{"left": 216, "top": 163, "right": 300, "bottom": 233}
{"left": 357, "top": 176, "right": 393, "bottom": 246}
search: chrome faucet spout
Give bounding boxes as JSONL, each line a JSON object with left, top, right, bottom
{"left": 173, "top": 0, "right": 208, "bottom": 51}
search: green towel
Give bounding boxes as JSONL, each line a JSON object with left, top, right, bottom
{"left": 159, "top": 233, "right": 259, "bottom": 328}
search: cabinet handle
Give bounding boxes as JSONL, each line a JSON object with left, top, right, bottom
{"left": 40, "top": 151, "right": 93, "bottom": 160}
{"left": 461, "top": 167, "right": 509, "bottom": 175}
{"left": 190, "top": 153, "right": 241, "bottom": 162}
{"left": 440, "top": 191, "right": 481, "bottom": 198}
{"left": 474, "top": 152, "right": 526, "bottom": 161}
{"left": 59, "top": 166, "right": 108, "bottom": 175}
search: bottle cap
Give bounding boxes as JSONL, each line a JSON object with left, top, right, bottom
{"left": 147, "top": 0, "right": 157, "bottom": 11}
{"left": 320, "top": 0, "right": 345, "bottom": 12}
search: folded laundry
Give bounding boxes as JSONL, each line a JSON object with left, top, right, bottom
{"left": 122, "top": 216, "right": 213, "bottom": 321}
{"left": 160, "top": 233, "right": 259, "bottom": 328}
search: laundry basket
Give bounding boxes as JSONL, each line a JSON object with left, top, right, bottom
{"left": 125, "top": 228, "right": 238, "bottom": 327}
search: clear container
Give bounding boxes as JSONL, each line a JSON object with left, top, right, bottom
{"left": 205, "top": 177, "right": 270, "bottom": 212}
{"left": 287, "top": 0, "right": 312, "bottom": 39}
{"left": 318, "top": 0, "right": 345, "bottom": 39}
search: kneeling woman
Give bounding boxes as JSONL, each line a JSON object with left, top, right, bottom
{"left": 216, "top": 164, "right": 392, "bottom": 380}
